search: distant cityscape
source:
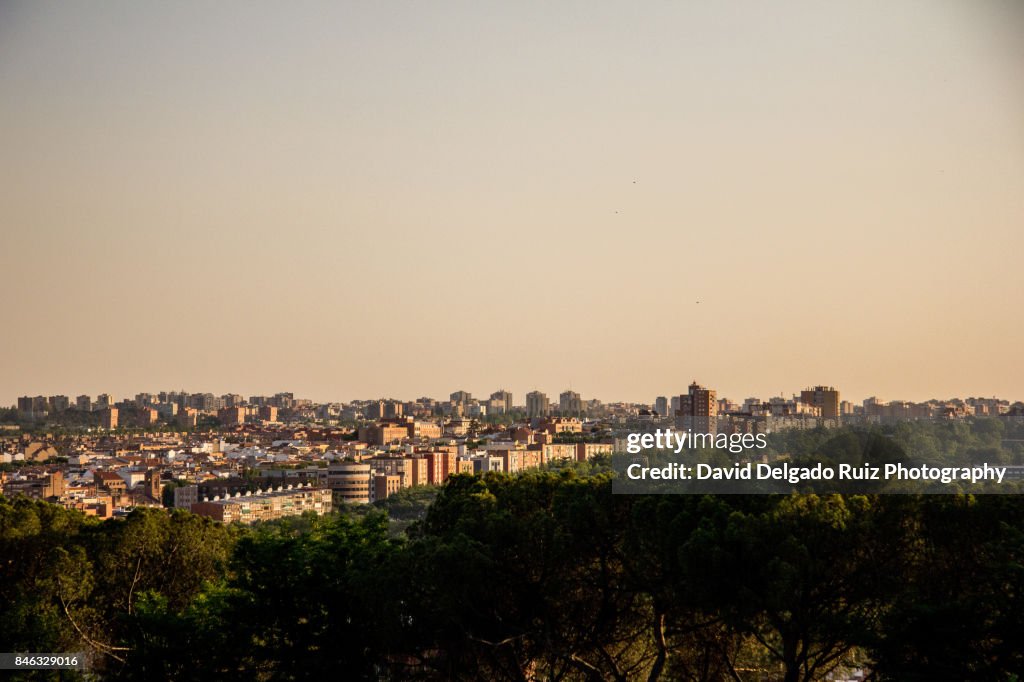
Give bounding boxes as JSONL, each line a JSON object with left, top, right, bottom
{"left": 4, "top": 384, "right": 1022, "bottom": 525}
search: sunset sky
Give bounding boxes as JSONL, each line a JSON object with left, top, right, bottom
{"left": 2, "top": 1, "right": 1022, "bottom": 405}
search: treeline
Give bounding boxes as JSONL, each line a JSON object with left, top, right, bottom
{"left": 4, "top": 469, "right": 1024, "bottom": 680}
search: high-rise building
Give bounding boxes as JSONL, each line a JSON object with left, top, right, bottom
{"left": 17, "top": 396, "right": 48, "bottom": 418}
{"left": 675, "top": 382, "right": 717, "bottom": 435}
{"left": 177, "top": 407, "right": 199, "bottom": 429}
{"left": 48, "top": 395, "right": 70, "bottom": 412}
{"left": 272, "top": 392, "right": 295, "bottom": 409}
{"left": 654, "top": 396, "right": 669, "bottom": 417}
{"left": 559, "top": 390, "right": 583, "bottom": 417}
{"left": 138, "top": 407, "right": 159, "bottom": 426}
{"left": 191, "top": 393, "right": 217, "bottom": 412}
{"left": 365, "top": 401, "right": 386, "bottom": 420}
{"left": 490, "top": 390, "right": 513, "bottom": 414}
{"left": 425, "top": 450, "right": 458, "bottom": 485}
{"left": 800, "top": 386, "right": 841, "bottom": 419}
{"left": 383, "top": 400, "right": 404, "bottom": 419}
{"left": 98, "top": 408, "right": 119, "bottom": 430}
{"left": 526, "top": 391, "right": 550, "bottom": 418}
{"left": 155, "top": 402, "right": 178, "bottom": 419}
{"left": 76, "top": 395, "right": 92, "bottom": 411}
{"left": 218, "top": 407, "right": 246, "bottom": 425}
{"left": 407, "top": 457, "right": 429, "bottom": 487}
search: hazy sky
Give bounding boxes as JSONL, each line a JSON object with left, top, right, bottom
{"left": 2, "top": 1, "right": 1022, "bottom": 406}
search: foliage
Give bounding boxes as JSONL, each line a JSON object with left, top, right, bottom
{"left": 373, "top": 484, "right": 440, "bottom": 522}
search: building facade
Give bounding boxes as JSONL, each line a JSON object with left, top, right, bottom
{"left": 800, "top": 386, "right": 841, "bottom": 419}
{"left": 675, "top": 382, "right": 718, "bottom": 435}
{"left": 526, "top": 391, "right": 550, "bottom": 418}
{"left": 190, "top": 485, "right": 332, "bottom": 524}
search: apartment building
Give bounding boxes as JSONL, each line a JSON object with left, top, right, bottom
{"left": 190, "top": 485, "right": 332, "bottom": 524}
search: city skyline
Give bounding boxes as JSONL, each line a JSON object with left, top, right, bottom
{"left": 6, "top": 382, "right": 1020, "bottom": 412}
{"left": 2, "top": 1, "right": 1022, "bottom": 404}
